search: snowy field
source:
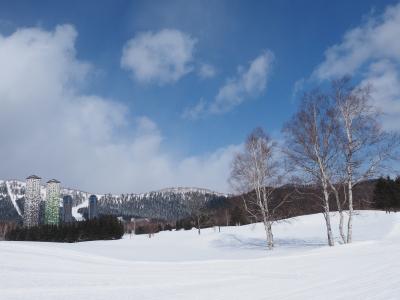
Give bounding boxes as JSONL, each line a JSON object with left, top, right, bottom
{"left": 1, "top": 210, "right": 400, "bottom": 299}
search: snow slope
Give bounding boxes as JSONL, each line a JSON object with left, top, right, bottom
{"left": 4, "top": 181, "right": 22, "bottom": 216}
{"left": 71, "top": 198, "right": 88, "bottom": 221}
{"left": 0, "top": 211, "right": 399, "bottom": 300}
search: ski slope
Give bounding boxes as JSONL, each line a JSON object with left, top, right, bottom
{"left": 0, "top": 211, "right": 399, "bottom": 299}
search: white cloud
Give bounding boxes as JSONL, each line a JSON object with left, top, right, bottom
{"left": 121, "top": 29, "right": 196, "bottom": 84}
{"left": 211, "top": 51, "right": 274, "bottom": 113}
{"left": 176, "top": 144, "right": 242, "bottom": 189}
{"left": 360, "top": 60, "right": 400, "bottom": 130}
{"left": 184, "top": 51, "right": 274, "bottom": 119}
{"left": 182, "top": 98, "right": 207, "bottom": 120}
{"left": 313, "top": 3, "right": 400, "bottom": 80}
{"left": 0, "top": 25, "right": 238, "bottom": 193}
{"left": 291, "top": 78, "right": 306, "bottom": 100}
{"left": 312, "top": 2, "right": 400, "bottom": 130}
{"left": 198, "top": 63, "right": 216, "bottom": 79}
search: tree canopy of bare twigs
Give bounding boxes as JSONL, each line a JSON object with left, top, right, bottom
{"left": 282, "top": 91, "right": 338, "bottom": 246}
{"left": 187, "top": 194, "right": 208, "bottom": 235}
{"left": 230, "top": 128, "right": 290, "bottom": 250}
{"left": 331, "top": 77, "right": 399, "bottom": 243}
{"left": 283, "top": 76, "right": 399, "bottom": 246}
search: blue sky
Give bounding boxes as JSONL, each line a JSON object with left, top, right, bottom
{"left": 0, "top": 0, "right": 399, "bottom": 193}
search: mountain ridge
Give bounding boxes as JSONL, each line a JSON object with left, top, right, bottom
{"left": 0, "top": 179, "right": 228, "bottom": 222}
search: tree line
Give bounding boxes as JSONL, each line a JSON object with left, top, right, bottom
{"left": 120, "top": 178, "right": 377, "bottom": 238}
{"left": 373, "top": 177, "right": 400, "bottom": 212}
{"left": 5, "top": 215, "right": 124, "bottom": 242}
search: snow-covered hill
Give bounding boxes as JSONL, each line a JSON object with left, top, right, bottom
{"left": 0, "top": 179, "right": 227, "bottom": 221}
{"left": 0, "top": 211, "right": 399, "bottom": 299}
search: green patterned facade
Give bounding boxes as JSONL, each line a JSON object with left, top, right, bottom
{"left": 45, "top": 179, "right": 60, "bottom": 225}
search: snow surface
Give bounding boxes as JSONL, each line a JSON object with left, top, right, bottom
{"left": 1, "top": 211, "right": 399, "bottom": 299}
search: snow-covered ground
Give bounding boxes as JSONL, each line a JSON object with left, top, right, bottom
{"left": 1, "top": 211, "right": 399, "bottom": 299}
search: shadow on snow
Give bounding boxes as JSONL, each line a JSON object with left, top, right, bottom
{"left": 212, "top": 233, "right": 326, "bottom": 251}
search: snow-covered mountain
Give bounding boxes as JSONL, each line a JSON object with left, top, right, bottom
{"left": 96, "top": 187, "right": 227, "bottom": 221}
{"left": 0, "top": 180, "right": 228, "bottom": 222}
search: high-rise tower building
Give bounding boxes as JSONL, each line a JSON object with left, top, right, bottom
{"left": 45, "top": 179, "right": 60, "bottom": 225}
{"left": 62, "top": 195, "right": 73, "bottom": 223}
{"left": 24, "top": 175, "right": 41, "bottom": 227}
{"left": 88, "top": 195, "right": 98, "bottom": 220}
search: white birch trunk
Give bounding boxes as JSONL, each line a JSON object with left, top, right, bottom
{"left": 345, "top": 127, "right": 354, "bottom": 244}
{"left": 197, "top": 216, "right": 201, "bottom": 235}
{"left": 322, "top": 181, "right": 334, "bottom": 246}
{"left": 347, "top": 179, "right": 353, "bottom": 243}
{"left": 267, "top": 221, "right": 274, "bottom": 249}
{"left": 259, "top": 208, "right": 273, "bottom": 250}
{"left": 330, "top": 183, "right": 346, "bottom": 243}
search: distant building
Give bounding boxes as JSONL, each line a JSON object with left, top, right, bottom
{"left": 24, "top": 175, "right": 41, "bottom": 227}
{"left": 62, "top": 195, "right": 73, "bottom": 223}
{"left": 88, "top": 195, "right": 98, "bottom": 220}
{"left": 45, "top": 179, "right": 61, "bottom": 225}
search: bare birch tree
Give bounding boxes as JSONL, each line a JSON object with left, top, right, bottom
{"left": 332, "top": 77, "right": 398, "bottom": 243}
{"left": 230, "top": 128, "right": 289, "bottom": 250}
{"left": 187, "top": 193, "right": 208, "bottom": 235}
{"left": 283, "top": 91, "right": 339, "bottom": 246}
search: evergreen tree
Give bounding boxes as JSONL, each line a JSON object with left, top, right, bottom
{"left": 5, "top": 215, "right": 124, "bottom": 242}
{"left": 373, "top": 177, "right": 400, "bottom": 212}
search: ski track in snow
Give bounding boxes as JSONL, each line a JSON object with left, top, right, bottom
{"left": 72, "top": 199, "right": 88, "bottom": 221}
{"left": 0, "top": 211, "right": 399, "bottom": 300}
{"left": 5, "top": 181, "right": 22, "bottom": 216}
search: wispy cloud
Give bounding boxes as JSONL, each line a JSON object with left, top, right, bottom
{"left": 291, "top": 78, "right": 306, "bottom": 100}
{"left": 211, "top": 51, "right": 274, "bottom": 113}
{"left": 198, "top": 63, "right": 216, "bottom": 79}
{"left": 182, "top": 98, "right": 207, "bottom": 120}
{"left": 361, "top": 59, "right": 400, "bottom": 130}
{"left": 311, "top": 2, "right": 400, "bottom": 130}
{"left": 313, "top": 3, "right": 400, "bottom": 80}
{"left": 184, "top": 51, "right": 274, "bottom": 119}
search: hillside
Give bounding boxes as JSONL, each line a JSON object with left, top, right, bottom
{"left": 0, "top": 211, "right": 399, "bottom": 299}
{"left": 0, "top": 180, "right": 227, "bottom": 222}
{"left": 0, "top": 178, "right": 377, "bottom": 225}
